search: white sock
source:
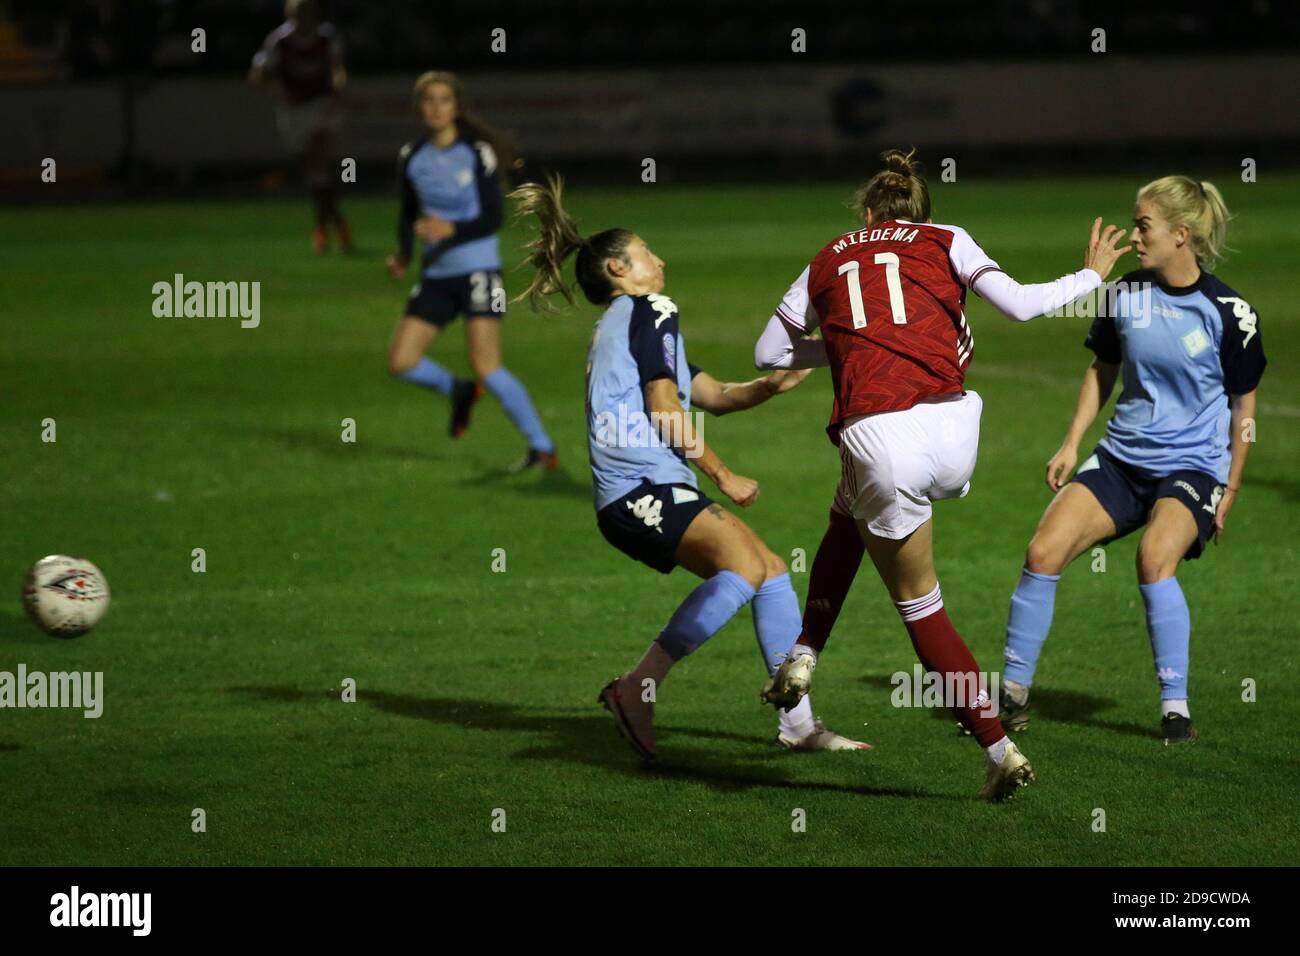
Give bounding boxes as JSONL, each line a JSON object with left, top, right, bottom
{"left": 779, "top": 695, "right": 817, "bottom": 739}
{"left": 1162, "top": 698, "right": 1190, "bottom": 719}
{"left": 985, "top": 735, "right": 1010, "bottom": 764}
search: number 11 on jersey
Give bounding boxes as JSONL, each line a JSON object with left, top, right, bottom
{"left": 838, "top": 254, "right": 908, "bottom": 327}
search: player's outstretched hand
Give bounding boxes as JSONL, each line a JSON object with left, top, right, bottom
{"left": 1045, "top": 444, "right": 1078, "bottom": 491}
{"left": 765, "top": 368, "right": 813, "bottom": 395}
{"left": 1083, "top": 217, "right": 1132, "bottom": 281}
{"left": 385, "top": 254, "right": 409, "bottom": 280}
{"left": 1213, "top": 488, "right": 1236, "bottom": 544}
{"left": 719, "top": 471, "right": 760, "bottom": 507}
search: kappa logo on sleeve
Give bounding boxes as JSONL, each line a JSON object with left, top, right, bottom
{"left": 1217, "top": 296, "right": 1258, "bottom": 346}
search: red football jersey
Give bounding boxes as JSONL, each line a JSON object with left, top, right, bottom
{"left": 776, "top": 220, "right": 1003, "bottom": 430}
{"left": 256, "top": 21, "right": 343, "bottom": 104}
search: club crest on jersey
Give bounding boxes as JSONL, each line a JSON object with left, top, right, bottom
{"left": 1181, "top": 328, "right": 1210, "bottom": 357}
{"left": 662, "top": 332, "right": 676, "bottom": 370}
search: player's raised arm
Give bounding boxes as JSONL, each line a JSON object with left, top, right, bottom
{"left": 689, "top": 366, "right": 812, "bottom": 416}
{"left": 754, "top": 267, "right": 830, "bottom": 369}
{"left": 953, "top": 218, "right": 1131, "bottom": 322}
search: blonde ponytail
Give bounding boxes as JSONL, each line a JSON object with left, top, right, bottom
{"left": 1136, "top": 175, "right": 1232, "bottom": 270}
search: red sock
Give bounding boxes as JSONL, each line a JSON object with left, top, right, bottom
{"left": 896, "top": 585, "right": 1005, "bottom": 748}
{"left": 797, "top": 508, "right": 866, "bottom": 653}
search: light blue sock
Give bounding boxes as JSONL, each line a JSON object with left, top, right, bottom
{"left": 1139, "top": 577, "right": 1191, "bottom": 701}
{"left": 752, "top": 573, "right": 802, "bottom": 675}
{"left": 483, "top": 367, "right": 554, "bottom": 453}
{"left": 655, "top": 570, "right": 756, "bottom": 661}
{"left": 1003, "top": 568, "right": 1060, "bottom": 686}
{"left": 396, "top": 356, "right": 454, "bottom": 395}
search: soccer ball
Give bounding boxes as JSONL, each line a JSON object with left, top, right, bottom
{"left": 22, "top": 555, "right": 111, "bottom": 638}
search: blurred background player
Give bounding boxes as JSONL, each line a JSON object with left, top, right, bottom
{"left": 999, "top": 176, "right": 1265, "bottom": 744}
{"left": 387, "top": 71, "right": 555, "bottom": 470}
{"left": 512, "top": 175, "right": 870, "bottom": 758}
{"left": 755, "top": 150, "right": 1131, "bottom": 800}
{"left": 248, "top": 0, "right": 351, "bottom": 254}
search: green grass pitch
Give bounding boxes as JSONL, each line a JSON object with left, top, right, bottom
{"left": 2, "top": 174, "right": 1297, "bottom": 866}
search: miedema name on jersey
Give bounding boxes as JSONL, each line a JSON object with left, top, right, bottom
{"left": 832, "top": 226, "right": 921, "bottom": 253}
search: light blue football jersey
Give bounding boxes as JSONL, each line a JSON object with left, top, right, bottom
{"left": 399, "top": 138, "right": 501, "bottom": 278}
{"left": 1086, "top": 269, "right": 1266, "bottom": 482}
{"left": 586, "top": 293, "right": 700, "bottom": 510}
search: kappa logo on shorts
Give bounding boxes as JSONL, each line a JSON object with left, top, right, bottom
{"left": 627, "top": 494, "right": 665, "bottom": 533}
{"left": 1205, "top": 485, "right": 1224, "bottom": 515}
{"left": 671, "top": 487, "right": 699, "bottom": 504}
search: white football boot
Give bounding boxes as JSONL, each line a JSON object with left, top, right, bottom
{"left": 979, "top": 740, "right": 1035, "bottom": 802}
{"left": 777, "top": 719, "right": 873, "bottom": 751}
{"left": 761, "top": 646, "right": 818, "bottom": 709}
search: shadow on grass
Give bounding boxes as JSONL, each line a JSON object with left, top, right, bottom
{"left": 860, "top": 673, "right": 1152, "bottom": 740}
{"left": 228, "top": 685, "right": 956, "bottom": 801}
{"left": 459, "top": 464, "right": 590, "bottom": 501}
{"left": 233, "top": 425, "right": 447, "bottom": 463}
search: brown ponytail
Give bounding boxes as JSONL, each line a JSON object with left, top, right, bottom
{"left": 852, "top": 148, "right": 931, "bottom": 225}
{"left": 510, "top": 174, "right": 634, "bottom": 309}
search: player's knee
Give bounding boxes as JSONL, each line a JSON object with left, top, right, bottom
{"left": 761, "top": 549, "right": 787, "bottom": 580}
{"left": 470, "top": 355, "right": 500, "bottom": 380}
{"left": 1024, "top": 535, "right": 1066, "bottom": 576}
{"left": 388, "top": 352, "right": 417, "bottom": 377}
{"left": 1135, "top": 546, "right": 1177, "bottom": 585}
{"left": 728, "top": 551, "right": 767, "bottom": 591}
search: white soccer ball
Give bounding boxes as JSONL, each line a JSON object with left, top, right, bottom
{"left": 22, "top": 555, "right": 111, "bottom": 638}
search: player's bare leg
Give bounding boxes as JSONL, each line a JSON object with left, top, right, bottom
{"left": 601, "top": 505, "right": 767, "bottom": 761}
{"left": 388, "top": 316, "right": 440, "bottom": 378}
{"left": 1136, "top": 499, "right": 1200, "bottom": 745}
{"left": 862, "top": 518, "right": 1032, "bottom": 800}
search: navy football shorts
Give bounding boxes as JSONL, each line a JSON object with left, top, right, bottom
{"left": 596, "top": 481, "right": 716, "bottom": 574}
{"left": 403, "top": 269, "right": 506, "bottom": 328}
{"left": 1071, "top": 446, "right": 1224, "bottom": 560}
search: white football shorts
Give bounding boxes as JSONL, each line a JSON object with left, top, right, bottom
{"left": 832, "top": 391, "right": 983, "bottom": 539}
